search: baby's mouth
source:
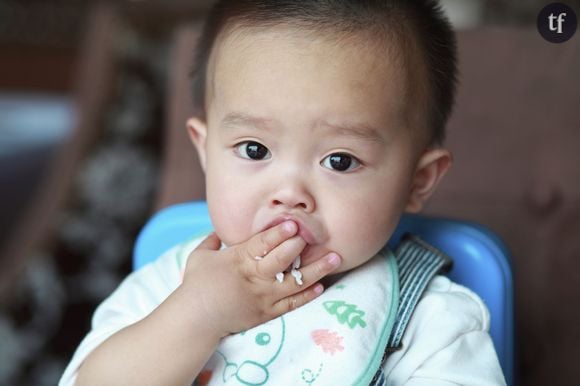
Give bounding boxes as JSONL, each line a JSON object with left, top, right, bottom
{"left": 259, "top": 216, "right": 324, "bottom": 266}
{"left": 261, "top": 216, "right": 319, "bottom": 245}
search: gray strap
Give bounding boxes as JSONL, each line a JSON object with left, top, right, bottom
{"left": 370, "top": 234, "right": 453, "bottom": 386}
{"left": 388, "top": 234, "right": 453, "bottom": 350}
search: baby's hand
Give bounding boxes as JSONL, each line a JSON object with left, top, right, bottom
{"left": 180, "top": 221, "right": 341, "bottom": 337}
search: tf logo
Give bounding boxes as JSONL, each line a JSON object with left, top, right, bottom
{"left": 537, "top": 3, "right": 578, "bottom": 43}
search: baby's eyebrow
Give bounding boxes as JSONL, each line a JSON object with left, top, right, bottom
{"left": 317, "top": 119, "right": 386, "bottom": 145}
{"left": 220, "top": 111, "right": 386, "bottom": 145}
{"left": 221, "top": 112, "right": 275, "bottom": 132}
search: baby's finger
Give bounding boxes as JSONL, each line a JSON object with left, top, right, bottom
{"left": 293, "top": 252, "right": 341, "bottom": 288}
{"left": 273, "top": 252, "right": 341, "bottom": 295}
{"left": 194, "top": 232, "right": 222, "bottom": 251}
{"left": 271, "top": 283, "right": 325, "bottom": 315}
{"left": 241, "top": 220, "right": 298, "bottom": 261}
{"left": 257, "top": 235, "right": 307, "bottom": 278}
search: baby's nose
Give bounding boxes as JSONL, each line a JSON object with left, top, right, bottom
{"left": 269, "top": 184, "right": 315, "bottom": 213}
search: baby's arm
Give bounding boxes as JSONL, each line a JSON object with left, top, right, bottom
{"left": 72, "top": 221, "right": 341, "bottom": 386}
{"left": 74, "top": 275, "right": 222, "bottom": 386}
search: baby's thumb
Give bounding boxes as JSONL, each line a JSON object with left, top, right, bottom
{"left": 195, "top": 232, "right": 221, "bottom": 251}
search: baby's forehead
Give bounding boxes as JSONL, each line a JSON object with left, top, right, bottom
{"left": 213, "top": 24, "right": 413, "bottom": 72}
{"left": 207, "top": 25, "right": 429, "bottom": 141}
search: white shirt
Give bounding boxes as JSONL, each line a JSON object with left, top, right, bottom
{"left": 59, "top": 236, "right": 506, "bottom": 386}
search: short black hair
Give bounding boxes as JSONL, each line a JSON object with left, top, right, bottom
{"left": 191, "top": 0, "right": 457, "bottom": 145}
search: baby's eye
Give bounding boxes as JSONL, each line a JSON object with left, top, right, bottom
{"left": 321, "top": 152, "right": 361, "bottom": 172}
{"left": 235, "top": 141, "right": 271, "bottom": 160}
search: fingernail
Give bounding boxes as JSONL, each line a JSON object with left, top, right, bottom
{"left": 327, "top": 253, "right": 341, "bottom": 266}
{"left": 282, "top": 220, "right": 297, "bottom": 234}
{"left": 314, "top": 284, "right": 324, "bottom": 294}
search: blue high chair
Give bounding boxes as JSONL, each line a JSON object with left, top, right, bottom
{"left": 133, "top": 201, "right": 515, "bottom": 385}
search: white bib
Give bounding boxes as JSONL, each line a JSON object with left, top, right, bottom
{"left": 198, "top": 249, "right": 399, "bottom": 386}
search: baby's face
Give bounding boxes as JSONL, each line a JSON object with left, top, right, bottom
{"left": 198, "top": 27, "right": 425, "bottom": 273}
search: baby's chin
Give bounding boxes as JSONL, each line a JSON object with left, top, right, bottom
{"left": 296, "top": 243, "right": 316, "bottom": 265}
{"left": 301, "top": 244, "right": 373, "bottom": 273}
{"left": 318, "top": 253, "right": 376, "bottom": 288}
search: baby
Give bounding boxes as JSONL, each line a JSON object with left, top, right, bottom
{"left": 61, "top": 0, "right": 506, "bottom": 385}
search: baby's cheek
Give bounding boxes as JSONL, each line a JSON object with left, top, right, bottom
{"left": 333, "top": 210, "right": 392, "bottom": 265}
{"left": 209, "top": 201, "right": 253, "bottom": 246}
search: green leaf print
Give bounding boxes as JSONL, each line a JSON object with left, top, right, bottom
{"left": 323, "top": 300, "right": 367, "bottom": 329}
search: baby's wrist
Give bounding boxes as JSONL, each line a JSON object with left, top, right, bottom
{"left": 171, "top": 283, "right": 227, "bottom": 340}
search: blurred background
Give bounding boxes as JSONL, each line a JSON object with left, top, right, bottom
{"left": 1, "top": 0, "right": 579, "bottom": 385}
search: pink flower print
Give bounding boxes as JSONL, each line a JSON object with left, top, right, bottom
{"left": 311, "top": 329, "right": 344, "bottom": 355}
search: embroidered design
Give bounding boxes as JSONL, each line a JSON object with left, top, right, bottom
{"left": 311, "top": 329, "right": 344, "bottom": 355}
{"left": 323, "top": 300, "right": 367, "bottom": 329}
{"left": 301, "top": 362, "right": 324, "bottom": 385}
{"left": 335, "top": 284, "right": 346, "bottom": 290}
{"left": 216, "top": 317, "right": 286, "bottom": 385}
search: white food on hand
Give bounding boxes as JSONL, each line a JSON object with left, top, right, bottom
{"left": 275, "top": 272, "right": 285, "bottom": 283}
{"left": 292, "top": 255, "right": 301, "bottom": 269}
{"left": 275, "top": 256, "right": 302, "bottom": 284}
{"left": 291, "top": 256, "right": 303, "bottom": 285}
{"left": 290, "top": 268, "right": 303, "bottom": 286}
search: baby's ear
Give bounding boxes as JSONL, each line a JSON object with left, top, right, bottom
{"left": 186, "top": 117, "right": 208, "bottom": 172}
{"left": 405, "top": 148, "right": 452, "bottom": 213}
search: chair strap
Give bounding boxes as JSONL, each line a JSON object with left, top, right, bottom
{"left": 388, "top": 235, "right": 453, "bottom": 349}
{"left": 370, "top": 234, "right": 453, "bottom": 385}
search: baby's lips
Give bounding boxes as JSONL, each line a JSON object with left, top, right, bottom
{"left": 262, "top": 216, "right": 318, "bottom": 245}
{"left": 296, "top": 225, "right": 317, "bottom": 245}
